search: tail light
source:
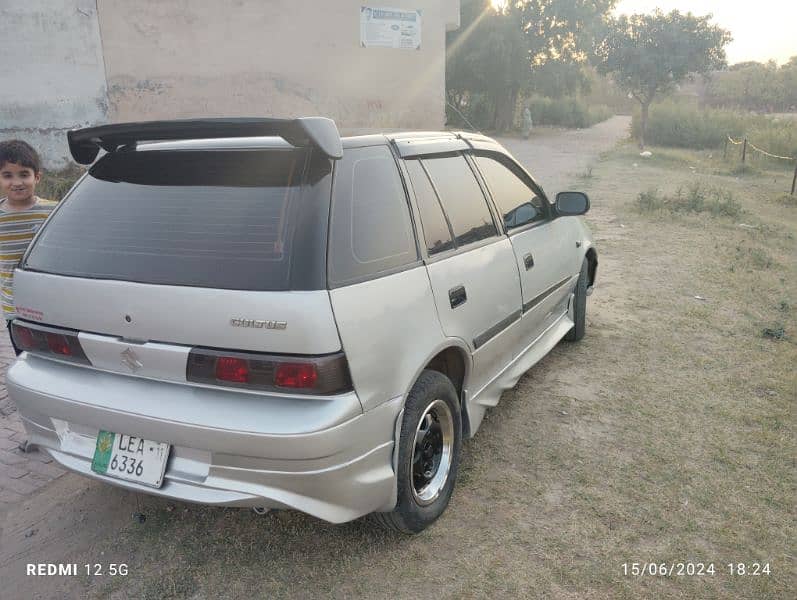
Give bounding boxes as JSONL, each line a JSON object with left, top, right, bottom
{"left": 215, "top": 357, "right": 249, "bottom": 383}
{"left": 11, "top": 321, "right": 90, "bottom": 364}
{"left": 187, "top": 348, "right": 351, "bottom": 395}
{"left": 274, "top": 363, "right": 318, "bottom": 388}
{"left": 46, "top": 333, "right": 72, "bottom": 355}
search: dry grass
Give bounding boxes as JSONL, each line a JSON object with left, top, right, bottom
{"left": 74, "top": 144, "right": 796, "bottom": 600}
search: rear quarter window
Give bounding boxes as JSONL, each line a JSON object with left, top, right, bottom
{"left": 328, "top": 145, "right": 419, "bottom": 287}
{"left": 24, "top": 149, "right": 332, "bottom": 291}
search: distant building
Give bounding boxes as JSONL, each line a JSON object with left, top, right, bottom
{"left": 1, "top": 0, "right": 460, "bottom": 167}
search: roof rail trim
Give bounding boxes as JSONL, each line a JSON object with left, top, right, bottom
{"left": 67, "top": 117, "right": 343, "bottom": 164}
{"left": 393, "top": 137, "right": 469, "bottom": 158}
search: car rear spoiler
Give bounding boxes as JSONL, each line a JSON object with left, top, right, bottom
{"left": 67, "top": 117, "right": 343, "bottom": 164}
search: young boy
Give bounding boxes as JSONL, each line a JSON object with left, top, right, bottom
{"left": 0, "top": 140, "right": 56, "bottom": 354}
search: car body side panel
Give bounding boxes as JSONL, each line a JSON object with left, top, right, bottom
{"left": 329, "top": 265, "right": 446, "bottom": 412}
{"left": 513, "top": 219, "right": 578, "bottom": 306}
{"left": 425, "top": 238, "right": 524, "bottom": 396}
{"left": 12, "top": 271, "right": 342, "bottom": 356}
{"left": 467, "top": 302, "right": 575, "bottom": 434}
{"left": 506, "top": 218, "right": 579, "bottom": 342}
{"left": 559, "top": 215, "right": 593, "bottom": 274}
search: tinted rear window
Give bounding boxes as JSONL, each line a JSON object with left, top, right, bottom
{"left": 24, "top": 149, "right": 332, "bottom": 291}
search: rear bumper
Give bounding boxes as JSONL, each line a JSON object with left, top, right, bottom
{"left": 7, "top": 355, "right": 402, "bottom": 523}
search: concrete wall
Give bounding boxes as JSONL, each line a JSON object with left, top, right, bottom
{"left": 98, "top": 0, "right": 459, "bottom": 132}
{"left": 1, "top": 1, "right": 459, "bottom": 167}
{"left": 0, "top": 0, "right": 108, "bottom": 167}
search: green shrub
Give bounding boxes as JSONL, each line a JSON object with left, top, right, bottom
{"left": 637, "top": 182, "right": 742, "bottom": 218}
{"left": 631, "top": 101, "right": 797, "bottom": 162}
{"left": 38, "top": 164, "right": 84, "bottom": 202}
{"left": 761, "top": 324, "right": 786, "bottom": 340}
{"left": 445, "top": 93, "right": 493, "bottom": 131}
{"left": 637, "top": 188, "right": 664, "bottom": 211}
{"left": 706, "top": 188, "right": 743, "bottom": 218}
{"left": 447, "top": 93, "right": 613, "bottom": 132}
{"left": 524, "top": 95, "right": 612, "bottom": 129}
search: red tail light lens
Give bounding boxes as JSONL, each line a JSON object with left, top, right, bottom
{"left": 274, "top": 363, "right": 318, "bottom": 389}
{"left": 46, "top": 333, "right": 72, "bottom": 356}
{"left": 215, "top": 356, "right": 249, "bottom": 383}
{"left": 12, "top": 324, "right": 36, "bottom": 350}
{"left": 187, "top": 349, "right": 351, "bottom": 395}
{"left": 10, "top": 321, "right": 90, "bottom": 364}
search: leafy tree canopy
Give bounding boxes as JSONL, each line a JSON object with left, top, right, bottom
{"left": 446, "top": 0, "right": 615, "bottom": 131}
{"left": 707, "top": 58, "right": 797, "bottom": 112}
{"left": 595, "top": 10, "right": 731, "bottom": 146}
{"left": 596, "top": 10, "right": 731, "bottom": 105}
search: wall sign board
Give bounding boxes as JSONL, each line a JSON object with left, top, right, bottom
{"left": 360, "top": 6, "right": 422, "bottom": 49}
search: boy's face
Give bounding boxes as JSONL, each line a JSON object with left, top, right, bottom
{"left": 0, "top": 161, "right": 41, "bottom": 204}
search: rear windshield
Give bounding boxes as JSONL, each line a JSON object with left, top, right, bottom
{"left": 24, "top": 149, "right": 332, "bottom": 290}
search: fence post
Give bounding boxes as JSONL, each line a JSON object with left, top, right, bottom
{"left": 723, "top": 138, "right": 728, "bottom": 160}
{"left": 742, "top": 138, "right": 747, "bottom": 164}
{"left": 791, "top": 160, "right": 796, "bottom": 196}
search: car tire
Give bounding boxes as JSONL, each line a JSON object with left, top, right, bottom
{"left": 564, "top": 257, "right": 589, "bottom": 342}
{"left": 373, "top": 370, "right": 462, "bottom": 534}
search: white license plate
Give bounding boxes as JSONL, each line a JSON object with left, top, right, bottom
{"left": 91, "top": 430, "right": 170, "bottom": 488}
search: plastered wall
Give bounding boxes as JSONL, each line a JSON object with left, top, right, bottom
{"left": 99, "top": 0, "right": 459, "bottom": 130}
{"left": 0, "top": 0, "right": 108, "bottom": 167}
{"left": 0, "top": 0, "right": 459, "bottom": 167}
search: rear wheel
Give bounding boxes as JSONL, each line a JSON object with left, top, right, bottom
{"left": 373, "top": 370, "right": 461, "bottom": 534}
{"left": 565, "top": 257, "right": 589, "bottom": 342}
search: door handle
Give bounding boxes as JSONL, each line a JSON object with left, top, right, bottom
{"left": 523, "top": 253, "right": 534, "bottom": 270}
{"left": 449, "top": 285, "right": 467, "bottom": 309}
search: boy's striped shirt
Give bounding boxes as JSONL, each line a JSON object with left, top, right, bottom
{"left": 0, "top": 197, "right": 57, "bottom": 320}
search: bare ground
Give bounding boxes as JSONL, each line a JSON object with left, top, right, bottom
{"left": 2, "top": 116, "right": 795, "bottom": 599}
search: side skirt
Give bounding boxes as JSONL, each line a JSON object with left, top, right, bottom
{"left": 464, "top": 309, "right": 575, "bottom": 437}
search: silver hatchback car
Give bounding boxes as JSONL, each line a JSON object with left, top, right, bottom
{"left": 8, "top": 117, "right": 596, "bottom": 533}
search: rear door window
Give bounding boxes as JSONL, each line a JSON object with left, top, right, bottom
{"left": 421, "top": 155, "right": 497, "bottom": 247}
{"left": 328, "top": 145, "right": 419, "bottom": 286}
{"left": 24, "top": 148, "right": 331, "bottom": 291}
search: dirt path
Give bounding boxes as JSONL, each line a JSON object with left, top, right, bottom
{"left": 0, "top": 118, "right": 635, "bottom": 599}
{"left": 497, "top": 116, "right": 631, "bottom": 193}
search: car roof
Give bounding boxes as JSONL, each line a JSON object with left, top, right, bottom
{"left": 137, "top": 130, "right": 505, "bottom": 155}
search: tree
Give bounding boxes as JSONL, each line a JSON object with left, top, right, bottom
{"left": 781, "top": 57, "right": 797, "bottom": 111}
{"left": 446, "top": 1, "right": 530, "bottom": 131}
{"left": 446, "top": 0, "right": 615, "bottom": 132}
{"left": 706, "top": 61, "right": 785, "bottom": 111}
{"left": 596, "top": 10, "right": 731, "bottom": 147}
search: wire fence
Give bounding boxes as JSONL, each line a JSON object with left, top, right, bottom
{"left": 724, "top": 135, "right": 797, "bottom": 195}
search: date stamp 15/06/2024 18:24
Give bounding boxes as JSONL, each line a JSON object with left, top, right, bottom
{"left": 621, "top": 562, "right": 772, "bottom": 577}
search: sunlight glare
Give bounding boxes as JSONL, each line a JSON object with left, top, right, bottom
{"left": 490, "top": 0, "right": 507, "bottom": 11}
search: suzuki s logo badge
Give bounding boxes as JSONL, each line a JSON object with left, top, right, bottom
{"left": 229, "top": 318, "right": 287, "bottom": 330}
{"left": 120, "top": 348, "right": 143, "bottom": 373}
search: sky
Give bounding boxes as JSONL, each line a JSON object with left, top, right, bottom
{"left": 613, "top": 1, "right": 797, "bottom": 65}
